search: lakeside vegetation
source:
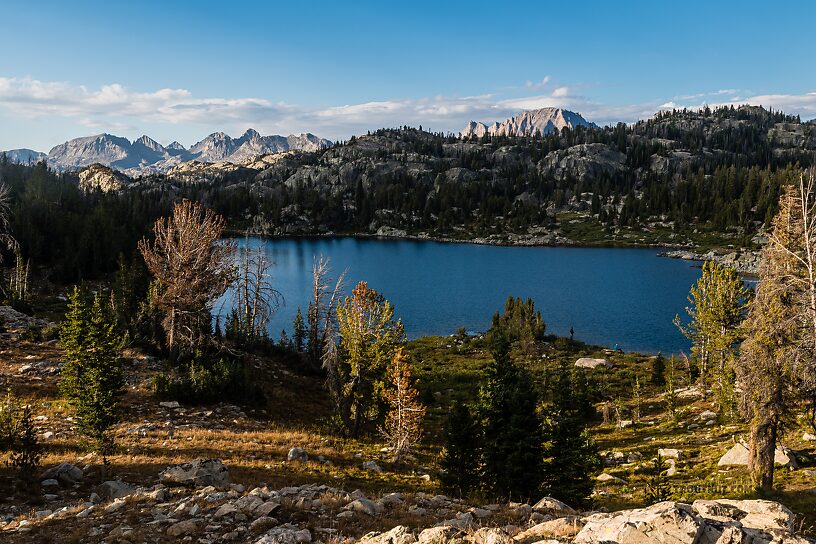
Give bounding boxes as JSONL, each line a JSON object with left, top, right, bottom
{"left": 2, "top": 110, "right": 816, "bottom": 539}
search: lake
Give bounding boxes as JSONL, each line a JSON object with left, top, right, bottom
{"left": 218, "top": 236, "right": 703, "bottom": 354}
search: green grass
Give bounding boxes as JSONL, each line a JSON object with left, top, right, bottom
{"left": 407, "top": 334, "right": 816, "bottom": 532}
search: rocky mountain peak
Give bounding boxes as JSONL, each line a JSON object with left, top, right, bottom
{"left": 134, "top": 135, "right": 164, "bottom": 152}
{"left": 461, "top": 107, "right": 595, "bottom": 138}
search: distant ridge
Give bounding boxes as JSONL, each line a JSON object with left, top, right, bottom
{"left": 2, "top": 130, "right": 333, "bottom": 176}
{"left": 461, "top": 107, "right": 596, "bottom": 138}
{"left": 1, "top": 148, "right": 47, "bottom": 164}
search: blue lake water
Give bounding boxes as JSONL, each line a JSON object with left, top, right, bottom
{"left": 218, "top": 237, "right": 703, "bottom": 354}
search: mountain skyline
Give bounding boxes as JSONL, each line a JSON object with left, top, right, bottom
{"left": 2, "top": 128, "right": 332, "bottom": 175}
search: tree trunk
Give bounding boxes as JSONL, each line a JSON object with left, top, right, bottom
{"left": 749, "top": 415, "right": 778, "bottom": 493}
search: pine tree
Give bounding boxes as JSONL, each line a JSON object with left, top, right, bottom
{"left": 651, "top": 354, "right": 666, "bottom": 386}
{"left": 293, "top": 307, "right": 306, "bottom": 352}
{"left": 381, "top": 348, "right": 425, "bottom": 461}
{"left": 542, "top": 359, "right": 601, "bottom": 508}
{"left": 632, "top": 375, "right": 642, "bottom": 425}
{"left": 335, "top": 282, "right": 404, "bottom": 437}
{"left": 665, "top": 356, "right": 678, "bottom": 422}
{"left": 644, "top": 454, "right": 672, "bottom": 504}
{"left": 440, "top": 404, "right": 480, "bottom": 498}
{"left": 736, "top": 185, "right": 802, "bottom": 491}
{"left": 478, "top": 331, "right": 544, "bottom": 500}
{"left": 60, "top": 287, "right": 124, "bottom": 464}
{"left": 8, "top": 405, "right": 41, "bottom": 480}
{"left": 674, "top": 261, "right": 750, "bottom": 411}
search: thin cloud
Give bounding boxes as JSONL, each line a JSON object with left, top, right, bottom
{"left": 1, "top": 76, "right": 815, "bottom": 147}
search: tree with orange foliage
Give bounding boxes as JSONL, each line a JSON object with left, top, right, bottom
{"left": 138, "top": 200, "right": 236, "bottom": 354}
{"left": 335, "top": 281, "right": 404, "bottom": 437}
{"left": 381, "top": 348, "right": 425, "bottom": 461}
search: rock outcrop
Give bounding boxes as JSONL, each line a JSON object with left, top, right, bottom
{"left": 78, "top": 163, "right": 131, "bottom": 192}
{"left": 5, "top": 469, "right": 814, "bottom": 544}
{"left": 660, "top": 249, "right": 761, "bottom": 275}
{"left": 575, "top": 358, "right": 612, "bottom": 370}
{"left": 717, "top": 442, "right": 798, "bottom": 468}
{"left": 461, "top": 108, "right": 595, "bottom": 138}
{"left": 159, "top": 458, "right": 230, "bottom": 488}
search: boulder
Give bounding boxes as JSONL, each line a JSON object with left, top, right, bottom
{"left": 596, "top": 473, "right": 627, "bottom": 484}
{"left": 346, "top": 498, "right": 384, "bottom": 516}
{"left": 361, "top": 460, "right": 383, "bottom": 472}
{"left": 255, "top": 501, "right": 282, "bottom": 517}
{"left": 255, "top": 527, "right": 312, "bottom": 544}
{"left": 166, "top": 519, "right": 199, "bottom": 537}
{"left": 417, "top": 526, "right": 458, "bottom": 544}
{"left": 574, "top": 501, "right": 704, "bottom": 543}
{"left": 287, "top": 447, "right": 308, "bottom": 462}
{"left": 803, "top": 432, "right": 816, "bottom": 441}
{"left": 215, "top": 503, "right": 239, "bottom": 518}
{"left": 472, "top": 527, "right": 514, "bottom": 544}
{"left": 532, "top": 496, "right": 576, "bottom": 516}
{"left": 575, "top": 358, "right": 611, "bottom": 370}
{"left": 658, "top": 448, "right": 683, "bottom": 460}
{"left": 250, "top": 517, "right": 279, "bottom": 534}
{"left": 42, "top": 463, "right": 84, "bottom": 486}
{"left": 515, "top": 516, "right": 584, "bottom": 542}
{"left": 693, "top": 499, "right": 794, "bottom": 534}
{"left": 97, "top": 480, "right": 135, "bottom": 500}
{"left": 159, "top": 458, "right": 229, "bottom": 488}
{"left": 359, "top": 526, "right": 416, "bottom": 544}
{"left": 717, "top": 442, "right": 797, "bottom": 468}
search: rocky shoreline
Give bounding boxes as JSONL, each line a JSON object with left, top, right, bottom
{"left": 658, "top": 249, "right": 761, "bottom": 275}
{"left": 241, "top": 226, "right": 699, "bottom": 251}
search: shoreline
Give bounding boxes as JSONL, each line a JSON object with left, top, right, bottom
{"left": 234, "top": 227, "right": 762, "bottom": 274}
{"left": 235, "top": 227, "right": 698, "bottom": 251}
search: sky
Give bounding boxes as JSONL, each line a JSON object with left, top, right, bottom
{"left": 1, "top": 0, "right": 815, "bottom": 151}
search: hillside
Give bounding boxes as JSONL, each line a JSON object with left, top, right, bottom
{"left": 145, "top": 105, "right": 814, "bottom": 256}
{"left": 1, "top": 314, "right": 815, "bottom": 542}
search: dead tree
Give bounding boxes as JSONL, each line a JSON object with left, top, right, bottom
{"left": 138, "top": 200, "right": 236, "bottom": 354}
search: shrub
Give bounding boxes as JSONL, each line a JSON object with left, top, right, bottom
{"left": 154, "top": 353, "right": 264, "bottom": 405}
{"left": 0, "top": 393, "right": 42, "bottom": 479}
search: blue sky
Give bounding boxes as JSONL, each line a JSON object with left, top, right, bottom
{"left": 1, "top": 0, "right": 814, "bottom": 151}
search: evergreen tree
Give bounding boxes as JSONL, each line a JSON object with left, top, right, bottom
{"left": 335, "top": 282, "right": 405, "bottom": 437}
{"left": 665, "top": 356, "right": 678, "bottom": 422}
{"left": 674, "top": 261, "right": 750, "bottom": 413}
{"left": 60, "top": 287, "right": 124, "bottom": 464}
{"left": 651, "top": 353, "right": 666, "bottom": 386}
{"left": 293, "top": 307, "right": 306, "bottom": 352}
{"left": 542, "top": 360, "right": 601, "bottom": 508}
{"left": 381, "top": 348, "right": 425, "bottom": 460}
{"left": 7, "top": 405, "right": 41, "bottom": 480}
{"left": 644, "top": 454, "right": 672, "bottom": 504}
{"left": 736, "top": 185, "right": 804, "bottom": 492}
{"left": 489, "top": 296, "right": 546, "bottom": 355}
{"left": 631, "top": 375, "right": 642, "bottom": 425}
{"left": 477, "top": 331, "right": 544, "bottom": 500}
{"left": 440, "top": 404, "right": 480, "bottom": 498}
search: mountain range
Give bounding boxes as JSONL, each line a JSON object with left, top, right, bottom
{"left": 461, "top": 107, "right": 596, "bottom": 138}
{"left": 1, "top": 130, "right": 332, "bottom": 176}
